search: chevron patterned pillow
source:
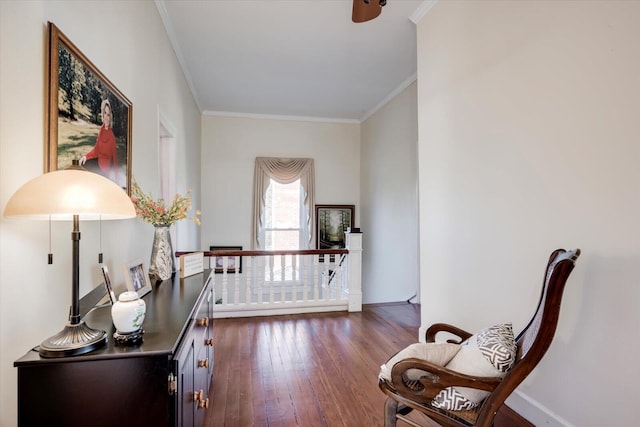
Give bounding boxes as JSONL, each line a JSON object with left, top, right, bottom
{"left": 476, "top": 323, "right": 517, "bottom": 372}
{"left": 432, "top": 323, "right": 516, "bottom": 411}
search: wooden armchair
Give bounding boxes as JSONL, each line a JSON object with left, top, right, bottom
{"left": 379, "top": 248, "right": 581, "bottom": 427}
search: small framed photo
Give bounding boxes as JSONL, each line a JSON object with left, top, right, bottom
{"left": 123, "top": 258, "right": 152, "bottom": 297}
{"left": 209, "top": 246, "right": 242, "bottom": 274}
{"left": 101, "top": 264, "right": 117, "bottom": 305}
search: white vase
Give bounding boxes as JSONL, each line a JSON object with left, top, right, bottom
{"left": 111, "top": 291, "right": 146, "bottom": 334}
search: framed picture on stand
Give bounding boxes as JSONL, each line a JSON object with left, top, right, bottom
{"left": 123, "top": 259, "right": 152, "bottom": 297}
{"left": 209, "top": 246, "right": 243, "bottom": 274}
{"left": 315, "top": 205, "right": 354, "bottom": 249}
{"left": 101, "top": 265, "right": 117, "bottom": 305}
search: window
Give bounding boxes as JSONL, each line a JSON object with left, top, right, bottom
{"left": 253, "top": 158, "right": 314, "bottom": 283}
{"left": 264, "top": 179, "right": 301, "bottom": 250}
{"left": 263, "top": 179, "right": 303, "bottom": 281}
{"left": 252, "top": 157, "right": 315, "bottom": 250}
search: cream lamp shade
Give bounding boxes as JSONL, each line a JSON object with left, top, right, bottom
{"left": 3, "top": 166, "right": 136, "bottom": 220}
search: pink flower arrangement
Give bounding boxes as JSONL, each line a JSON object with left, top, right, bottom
{"left": 131, "top": 180, "right": 201, "bottom": 226}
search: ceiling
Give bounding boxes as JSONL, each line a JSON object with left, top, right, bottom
{"left": 156, "top": 0, "right": 426, "bottom": 122}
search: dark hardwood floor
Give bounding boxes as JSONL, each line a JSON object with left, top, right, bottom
{"left": 206, "top": 303, "right": 532, "bottom": 426}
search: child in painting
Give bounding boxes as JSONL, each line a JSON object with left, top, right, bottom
{"left": 80, "top": 99, "right": 118, "bottom": 182}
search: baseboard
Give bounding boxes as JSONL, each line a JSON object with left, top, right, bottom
{"left": 506, "top": 390, "right": 575, "bottom": 427}
{"left": 211, "top": 301, "right": 348, "bottom": 318}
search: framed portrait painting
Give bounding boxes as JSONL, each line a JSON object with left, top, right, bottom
{"left": 45, "top": 22, "right": 132, "bottom": 193}
{"left": 315, "top": 205, "right": 355, "bottom": 249}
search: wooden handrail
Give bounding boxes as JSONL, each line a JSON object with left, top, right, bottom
{"left": 176, "top": 249, "right": 348, "bottom": 258}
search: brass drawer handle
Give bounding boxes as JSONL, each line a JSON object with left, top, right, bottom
{"left": 195, "top": 389, "right": 209, "bottom": 409}
{"left": 198, "top": 358, "right": 209, "bottom": 368}
{"left": 205, "top": 338, "right": 214, "bottom": 346}
{"left": 198, "top": 397, "right": 209, "bottom": 409}
{"left": 196, "top": 317, "right": 209, "bottom": 327}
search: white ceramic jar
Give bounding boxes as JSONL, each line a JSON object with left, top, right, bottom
{"left": 111, "top": 291, "right": 146, "bottom": 334}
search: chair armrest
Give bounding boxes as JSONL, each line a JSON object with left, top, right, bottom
{"left": 425, "top": 323, "right": 473, "bottom": 343}
{"left": 387, "top": 358, "right": 501, "bottom": 404}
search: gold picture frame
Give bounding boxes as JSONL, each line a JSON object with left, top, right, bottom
{"left": 45, "top": 22, "right": 132, "bottom": 193}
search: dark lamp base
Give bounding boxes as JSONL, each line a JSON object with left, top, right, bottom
{"left": 39, "top": 321, "right": 107, "bottom": 358}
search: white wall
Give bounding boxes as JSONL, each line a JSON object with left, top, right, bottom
{"left": 360, "top": 82, "right": 419, "bottom": 303}
{"left": 200, "top": 114, "right": 360, "bottom": 251}
{"left": 0, "top": 1, "right": 201, "bottom": 425}
{"left": 416, "top": 1, "right": 639, "bottom": 426}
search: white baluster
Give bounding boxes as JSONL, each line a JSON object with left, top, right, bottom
{"left": 256, "top": 256, "right": 264, "bottom": 304}
{"left": 338, "top": 254, "right": 346, "bottom": 300}
{"left": 211, "top": 269, "right": 218, "bottom": 308}
{"left": 233, "top": 255, "right": 240, "bottom": 304}
{"left": 322, "top": 257, "right": 329, "bottom": 301}
{"left": 280, "top": 255, "right": 287, "bottom": 302}
{"left": 245, "top": 255, "right": 252, "bottom": 305}
{"left": 326, "top": 255, "right": 334, "bottom": 300}
{"left": 301, "top": 255, "right": 308, "bottom": 302}
{"left": 268, "top": 255, "right": 275, "bottom": 304}
{"left": 292, "top": 255, "right": 298, "bottom": 302}
{"left": 222, "top": 256, "right": 228, "bottom": 305}
{"left": 313, "top": 254, "right": 320, "bottom": 301}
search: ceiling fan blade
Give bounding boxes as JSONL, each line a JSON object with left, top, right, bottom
{"left": 352, "top": 0, "right": 382, "bottom": 23}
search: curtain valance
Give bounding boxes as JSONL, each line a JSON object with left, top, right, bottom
{"left": 251, "top": 157, "right": 315, "bottom": 249}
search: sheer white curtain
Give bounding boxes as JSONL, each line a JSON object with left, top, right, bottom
{"left": 252, "top": 157, "right": 315, "bottom": 250}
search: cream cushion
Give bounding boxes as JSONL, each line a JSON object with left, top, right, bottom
{"left": 379, "top": 342, "right": 460, "bottom": 382}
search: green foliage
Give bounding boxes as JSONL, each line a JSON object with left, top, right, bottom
{"left": 56, "top": 43, "right": 128, "bottom": 140}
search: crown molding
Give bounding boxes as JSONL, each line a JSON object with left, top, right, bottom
{"left": 154, "top": 0, "right": 203, "bottom": 112}
{"left": 202, "top": 110, "right": 360, "bottom": 125}
{"left": 410, "top": 0, "right": 438, "bottom": 25}
{"left": 360, "top": 73, "right": 417, "bottom": 123}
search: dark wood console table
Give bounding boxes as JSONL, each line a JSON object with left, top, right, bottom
{"left": 14, "top": 270, "right": 214, "bottom": 427}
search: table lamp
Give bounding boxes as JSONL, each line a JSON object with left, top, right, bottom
{"left": 3, "top": 160, "right": 136, "bottom": 357}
